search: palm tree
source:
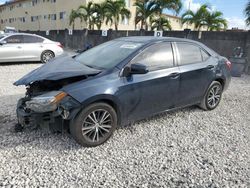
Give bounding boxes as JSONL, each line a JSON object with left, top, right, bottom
{"left": 205, "top": 11, "right": 227, "bottom": 31}
{"left": 150, "top": 16, "right": 172, "bottom": 31}
{"left": 181, "top": 4, "right": 209, "bottom": 30}
{"left": 91, "top": 2, "right": 106, "bottom": 30}
{"left": 104, "top": 0, "right": 131, "bottom": 31}
{"left": 69, "top": 9, "right": 79, "bottom": 30}
{"left": 154, "top": 0, "right": 182, "bottom": 16}
{"left": 78, "top": 2, "right": 94, "bottom": 30}
{"left": 244, "top": 1, "right": 250, "bottom": 26}
{"left": 134, "top": 0, "right": 158, "bottom": 30}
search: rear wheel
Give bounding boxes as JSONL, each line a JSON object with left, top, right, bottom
{"left": 41, "top": 50, "right": 55, "bottom": 63}
{"left": 199, "top": 81, "right": 223, "bottom": 111}
{"left": 70, "top": 103, "right": 117, "bottom": 147}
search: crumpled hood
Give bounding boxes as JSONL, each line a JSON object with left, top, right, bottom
{"left": 14, "top": 55, "right": 101, "bottom": 86}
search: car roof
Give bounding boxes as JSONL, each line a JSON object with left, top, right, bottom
{"left": 117, "top": 36, "right": 197, "bottom": 44}
{"left": 116, "top": 36, "right": 218, "bottom": 56}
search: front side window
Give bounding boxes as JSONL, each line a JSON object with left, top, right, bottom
{"left": 5, "top": 35, "right": 23, "bottom": 43}
{"left": 177, "top": 43, "right": 202, "bottom": 65}
{"left": 74, "top": 40, "right": 144, "bottom": 70}
{"left": 131, "top": 42, "right": 174, "bottom": 71}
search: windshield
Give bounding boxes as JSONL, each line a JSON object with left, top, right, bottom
{"left": 74, "top": 40, "right": 143, "bottom": 70}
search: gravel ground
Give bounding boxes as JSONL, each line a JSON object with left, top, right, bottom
{"left": 0, "top": 63, "right": 249, "bottom": 187}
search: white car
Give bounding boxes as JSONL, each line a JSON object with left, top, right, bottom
{"left": 0, "top": 33, "right": 64, "bottom": 63}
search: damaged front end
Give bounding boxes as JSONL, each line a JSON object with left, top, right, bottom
{"left": 14, "top": 55, "right": 102, "bottom": 132}
{"left": 16, "top": 79, "right": 83, "bottom": 132}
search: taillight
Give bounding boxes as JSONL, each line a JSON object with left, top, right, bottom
{"left": 57, "top": 43, "right": 63, "bottom": 48}
{"left": 225, "top": 60, "right": 232, "bottom": 70}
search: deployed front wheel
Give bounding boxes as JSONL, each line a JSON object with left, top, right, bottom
{"left": 70, "top": 103, "right": 117, "bottom": 147}
{"left": 199, "top": 81, "right": 223, "bottom": 111}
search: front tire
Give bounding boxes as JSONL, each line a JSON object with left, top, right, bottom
{"left": 70, "top": 103, "right": 117, "bottom": 147}
{"left": 199, "top": 81, "right": 223, "bottom": 111}
{"left": 41, "top": 50, "right": 55, "bottom": 63}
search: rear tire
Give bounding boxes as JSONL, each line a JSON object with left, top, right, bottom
{"left": 70, "top": 103, "right": 117, "bottom": 147}
{"left": 199, "top": 81, "right": 223, "bottom": 111}
{"left": 41, "top": 50, "right": 55, "bottom": 63}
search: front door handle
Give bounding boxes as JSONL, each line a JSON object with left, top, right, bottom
{"left": 169, "top": 72, "right": 180, "bottom": 79}
{"left": 206, "top": 65, "right": 215, "bottom": 69}
{"left": 17, "top": 46, "right": 22, "bottom": 49}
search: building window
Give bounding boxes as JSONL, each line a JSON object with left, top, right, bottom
{"left": 31, "top": 16, "right": 38, "bottom": 22}
{"left": 51, "top": 0, "right": 56, "bottom": 3}
{"left": 59, "top": 11, "right": 66, "bottom": 20}
{"left": 51, "top": 14, "right": 57, "bottom": 20}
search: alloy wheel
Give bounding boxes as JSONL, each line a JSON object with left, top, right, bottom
{"left": 207, "top": 84, "right": 222, "bottom": 108}
{"left": 81, "top": 109, "right": 112, "bottom": 143}
{"left": 42, "top": 51, "right": 54, "bottom": 63}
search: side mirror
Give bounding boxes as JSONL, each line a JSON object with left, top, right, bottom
{"left": 0, "top": 41, "right": 7, "bottom": 45}
{"left": 122, "top": 63, "right": 148, "bottom": 77}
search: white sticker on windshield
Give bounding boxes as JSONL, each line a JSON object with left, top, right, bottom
{"left": 120, "top": 44, "right": 141, "bottom": 49}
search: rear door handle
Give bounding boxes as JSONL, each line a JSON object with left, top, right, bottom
{"left": 169, "top": 72, "right": 180, "bottom": 79}
{"left": 206, "top": 65, "right": 215, "bottom": 69}
{"left": 17, "top": 46, "right": 22, "bottom": 49}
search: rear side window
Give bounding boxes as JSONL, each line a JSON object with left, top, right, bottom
{"left": 23, "top": 35, "right": 44, "bottom": 43}
{"left": 177, "top": 43, "right": 202, "bottom": 65}
{"left": 5, "top": 35, "right": 23, "bottom": 43}
{"left": 132, "top": 42, "right": 174, "bottom": 71}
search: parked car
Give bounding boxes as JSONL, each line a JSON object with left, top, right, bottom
{"left": 14, "top": 37, "right": 231, "bottom": 147}
{"left": 0, "top": 33, "right": 64, "bottom": 63}
{"left": 4, "top": 26, "right": 18, "bottom": 33}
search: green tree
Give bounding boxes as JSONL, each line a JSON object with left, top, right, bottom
{"left": 205, "top": 11, "right": 227, "bottom": 31}
{"left": 150, "top": 16, "right": 172, "bottom": 31}
{"left": 69, "top": 9, "right": 80, "bottom": 30}
{"left": 78, "top": 2, "right": 94, "bottom": 30}
{"left": 244, "top": 1, "right": 250, "bottom": 26}
{"left": 181, "top": 4, "right": 209, "bottom": 30}
{"left": 134, "top": 0, "right": 158, "bottom": 30}
{"left": 91, "top": 2, "right": 106, "bottom": 30}
{"left": 154, "top": 0, "right": 183, "bottom": 16}
{"left": 104, "top": 0, "right": 131, "bottom": 31}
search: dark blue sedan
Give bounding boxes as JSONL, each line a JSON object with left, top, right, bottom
{"left": 15, "top": 37, "right": 231, "bottom": 147}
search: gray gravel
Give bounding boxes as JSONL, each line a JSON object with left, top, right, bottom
{"left": 0, "top": 63, "right": 249, "bottom": 187}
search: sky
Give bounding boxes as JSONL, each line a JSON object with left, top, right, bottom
{"left": 0, "top": 0, "right": 248, "bottom": 29}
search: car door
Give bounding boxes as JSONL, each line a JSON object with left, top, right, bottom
{"left": 21, "top": 35, "right": 45, "bottom": 61}
{"left": 119, "top": 42, "right": 180, "bottom": 121}
{"left": 175, "top": 42, "right": 216, "bottom": 106}
{"left": 0, "top": 35, "right": 24, "bottom": 62}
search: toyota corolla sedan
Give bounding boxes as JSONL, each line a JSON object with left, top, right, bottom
{"left": 14, "top": 37, "right": 231, "bottom": 147}
{"left": 0, "top": 33, "right": 63, "bottom": 63}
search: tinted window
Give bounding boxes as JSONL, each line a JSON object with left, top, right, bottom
{"left": 177, "top": 43, "right": 202, "bottom": 65}
{"left": 5, "top": 35, "right": 23, "bottom": 43}
{"left": 132, "top": 42, "right": 174, "bottom": 71}
{"left": 201, "top": 49, "right": 210, "bottom": 61}
{"left": 23, "top": 35, "right": 44, "bottom": 43}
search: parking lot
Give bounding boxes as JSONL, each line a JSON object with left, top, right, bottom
{"left": 0, "top": 63, "right": 249, "bottom": 187}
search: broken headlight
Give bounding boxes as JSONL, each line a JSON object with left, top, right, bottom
{"left": 26, "top": 91, "right": 67, "bottom": 113}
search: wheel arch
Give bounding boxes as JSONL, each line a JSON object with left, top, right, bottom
{"left": 214, "top": 77, "right": 225, "bottom": 90}
{"left": 76, "top": 95, "right": 122, "bottom": 126}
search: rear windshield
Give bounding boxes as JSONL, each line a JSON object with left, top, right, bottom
{"left": 74, "top": 40, "right": 143, "bottom": 70}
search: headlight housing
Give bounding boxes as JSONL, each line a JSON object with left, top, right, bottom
{"left": 26, "top": 91, "right": 67, "bottom": 113}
